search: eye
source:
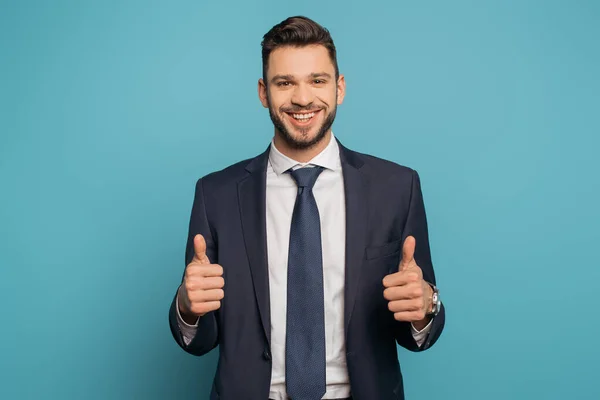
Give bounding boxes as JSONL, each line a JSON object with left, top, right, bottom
{"left": 277, "top": 81, "right": 291, "bottom": 87}
{"left": 313, "top": 79, "right": 326, "bottom": 84}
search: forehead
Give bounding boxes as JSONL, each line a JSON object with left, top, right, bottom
{"left": 267, "top": 45, "right": 335, "bottom": 79}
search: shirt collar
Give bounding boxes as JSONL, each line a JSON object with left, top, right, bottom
{"left": 268, "top": 132, "right": 341, "bottom": 176}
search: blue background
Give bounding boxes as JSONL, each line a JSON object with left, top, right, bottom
{"left": 1, "top": 1, "right": 599, "bottom": 399}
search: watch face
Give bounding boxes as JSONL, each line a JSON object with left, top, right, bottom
{"left": 428, "top": 285, "right": 440, "bottom": 315}
{"left": 430, "top": 291, "right": 440, "bottom": 315}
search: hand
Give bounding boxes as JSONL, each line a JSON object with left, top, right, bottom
{"left": 178, "top": 234, "right": 224, "bottom": 320}
{"left": 382, "top": 236, "right": 433, "bottom": 324}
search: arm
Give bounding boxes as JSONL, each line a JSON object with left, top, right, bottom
{"left": 392, "top": 170, "right": 445, "bottom": 351}
{"left": 168, "top": 178, "right": 220, "bottom": 356}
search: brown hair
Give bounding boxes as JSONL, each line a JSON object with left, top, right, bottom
{"left": 261, "top": 16, "right": 339, "bottom": 81}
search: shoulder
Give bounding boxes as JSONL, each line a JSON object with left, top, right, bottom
{"left": 345, "top": 146, "right": 419, "bottom": 185}
{"left": 191, "top": 154, "right": 259, "bottom": 197}
{"left": 202, "top": 156, "right": 253, "bottom": 183}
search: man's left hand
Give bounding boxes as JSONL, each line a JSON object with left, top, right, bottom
{"left": 382, "top": 236, "right": 433, "bottom": 330}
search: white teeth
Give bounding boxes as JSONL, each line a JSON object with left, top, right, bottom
{"left": 292, "top": 112, "right": 315, "bottom": 121}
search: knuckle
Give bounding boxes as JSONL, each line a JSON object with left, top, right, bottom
{"left": 187, "top": 262, "right": 199, "bottom": 271}
{"left": 186, "top": 265, "right": 201, "bottom": 277}
{"left": 185, "top": 280, "right": 195, "bottom": 292}
{"left": 190, "top": 303, "right": 202, "bottom": 315}
{"left": 187, "top": 288, "right": 198, "bottom": 300}
{"left": 189, "top": 290, "right": 202, "bottom": 302}
{"left": 192, "top": 301, "right": 217, "bottom": 315}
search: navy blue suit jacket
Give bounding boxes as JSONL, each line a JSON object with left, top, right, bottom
{"left": 169, "top": 139, "right": 445, "bottom": 399}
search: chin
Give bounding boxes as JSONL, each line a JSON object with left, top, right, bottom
{"left": 291, "top": 128, "right": 318, "bottom": 142}
{"left": 281, "top": 127, "right": 328, "bottom": 150}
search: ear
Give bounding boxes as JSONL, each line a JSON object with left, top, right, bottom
{"left": 336, "top": 74, "right": 346, "bottom": 105}
{"left": 258, "top": 78, "right": 269, "bottom": 108}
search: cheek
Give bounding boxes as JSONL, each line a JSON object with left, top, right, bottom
{"left": 268, "top": 90, "right": 289, "bottom": 109}
{"left": 317, "top": 88, "right": 337, "bottom": 106}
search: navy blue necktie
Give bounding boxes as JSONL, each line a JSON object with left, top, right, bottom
{"left": 286, "top": 166, "right": 326, "bottom": 400}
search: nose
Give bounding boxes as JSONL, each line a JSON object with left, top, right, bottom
{"left": 290, "top": 83, "right": 314, "bottom": 107}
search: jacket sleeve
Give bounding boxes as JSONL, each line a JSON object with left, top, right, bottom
{"left": 169, "top": 177, "right": 220, "bottom": 356}
{"left": 394, "top": 169, "right": 446, "bottom": 352}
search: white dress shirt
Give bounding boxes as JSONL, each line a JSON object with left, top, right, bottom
{"left": 177, "top": 133, "right": 432, "bottom": 399}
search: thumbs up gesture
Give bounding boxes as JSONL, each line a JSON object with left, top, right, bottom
{"left": 382, "top": 236, "right": 433, "bottom": 324}
{"left": 178, "top": 234, "right": 225, "bottom": 322}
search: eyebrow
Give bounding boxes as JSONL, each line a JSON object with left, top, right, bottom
{"left": 270, "top": 74, "right": 294, "bottom": 83}
{"left": 310, "top": 72, "right": 332, "bottom": 79}
{"left": 270, "top": 72, "right": 333, "bottom": 83}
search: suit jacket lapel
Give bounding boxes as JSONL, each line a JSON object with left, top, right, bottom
{"left": 238, "top": 146, "right": 271, "bottom": 346}
{"left": 337, "top": 140, "right": 368, "bottom": 339}
{"left": 237, "top": 140, "right": 366, "bottom": 346}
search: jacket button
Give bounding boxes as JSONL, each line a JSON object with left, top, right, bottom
{"left": 263, "top": 349, "right": 271, "bottom": 361}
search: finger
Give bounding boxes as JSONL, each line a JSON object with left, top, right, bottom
{"left": 186, "top": 276, "right": 225, "bottom": 291}
{"left": 193, "top": 234, "right": 210, "bottom": 264}
{"left": 200, "top": 276, "right": 225, "bottom": 290}
{"left": 187, "top": 264, "right": 223, "bottom": 278}
{"left": 382, "top": 270, "right": 421, "bottom": 288}
{"left": 393, "top": 310, "right": 426, "bottom": 322}
{"left": 388, "top": 299, "right": 422, "bottom": 313}
{"left": 399, "top": 236, "right": 416, "bottom": 271}
{"left": 189, "top": 288, "right": 225, "bottom": 303}
{"left": 190, "top": 301, "right": 221, "bottom": 316}
{"left": 383, "top": 284, "right": 423, "bottom": 301}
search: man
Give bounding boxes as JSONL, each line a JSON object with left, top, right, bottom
{"left": 169, "top": 16, "right": 445, "bottom": 400}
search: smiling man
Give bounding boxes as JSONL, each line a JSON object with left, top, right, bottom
{"left": 261, "top": 44, "right": 339, "bottom": 161}
{"left": 169, "top": 16, "right": 445, "bottom": 400}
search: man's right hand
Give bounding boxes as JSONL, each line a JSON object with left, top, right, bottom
{"left": 178, "top": 234, "right": 224, "bottom": 324}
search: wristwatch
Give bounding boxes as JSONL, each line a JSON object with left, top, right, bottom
{"left": 427, "top": 284, "right": 441, "bottom": 316}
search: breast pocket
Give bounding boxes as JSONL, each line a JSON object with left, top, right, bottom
{"left": 365, "top": 240, "right": 402, "bottom": 261}
{"left": 365, "top": 240, "right": 403, "bottom": 277}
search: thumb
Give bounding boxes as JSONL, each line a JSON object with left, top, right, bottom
{"left": 399, "top": 236, "right": 416, "bottom": 271}
{"left": 193, "top": 234, "right": 210, "bottom": 264}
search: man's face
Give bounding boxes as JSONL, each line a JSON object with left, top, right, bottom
{"left": 259, "top": 45, "right": 345, "bottom": 149}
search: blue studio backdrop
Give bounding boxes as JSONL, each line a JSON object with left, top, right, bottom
{"left": 1, "top": 1, "right": 599, "bottom": 399}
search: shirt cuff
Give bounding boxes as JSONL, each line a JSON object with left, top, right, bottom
{"left": 176, "top": 293, "right": 199, "bottom": 345}
{"left": 411, "top": 318, "right": 433, "bottom": 348}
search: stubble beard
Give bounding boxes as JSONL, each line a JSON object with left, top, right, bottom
{"left": 267, "top": 94, "right": 337, "bottom": 150}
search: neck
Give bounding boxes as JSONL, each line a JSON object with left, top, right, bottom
{"left": 273, "top": 131, "right": 332, "bottom": 163}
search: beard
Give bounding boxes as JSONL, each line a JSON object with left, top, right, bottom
{"left": 267, "top": 95, "right": 337, "bottom": 150}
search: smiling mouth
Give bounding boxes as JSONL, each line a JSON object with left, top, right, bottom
{"left": 285, "top": 110, "right": 321, "bottom": 125}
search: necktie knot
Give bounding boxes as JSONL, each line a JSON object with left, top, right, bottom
{"left": 289, "top": 166, "right": 324, "bottom": 189}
